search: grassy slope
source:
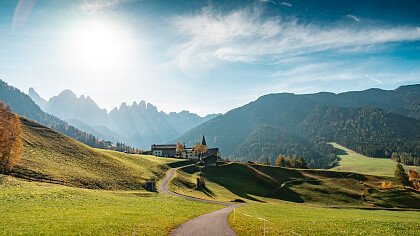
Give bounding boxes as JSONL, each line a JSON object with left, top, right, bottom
{"left": 169, "top": 165, "right": 239, "bottom": 202}
{"left": 17, "top": 118, "right": 185, "bottom": 190}
{"left": 331, "top": 142, "right": 420, "bottom": 177}
{"left": 0, "top": 175, "right": 221, "bottom": 235}
{"left": 228, "top": 202, "right": 420, "bottom": 236}
{"left": 170, "top": 163, "right": 420, "bottom": 208}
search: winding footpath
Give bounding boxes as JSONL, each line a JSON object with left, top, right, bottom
{"left": 159, "top": 165, "right": 242, "bottom": 236}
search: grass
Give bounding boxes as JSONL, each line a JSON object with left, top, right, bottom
{"left": 170, "top": 163, "right": 420, "bottom": 208}
{"left": 228, "top": 202, "right": 420, "bottom": 236}
{"left": 169, "top": 165, "right": 240, "bottom": 202}
{"left": 0, "top": 175, "right": 222, "bottom": 236}
{"left": 331, "top": 142, "right": 420, "bottom": 177}
{"left": 18, "top": 118, "right": 185, "bottom": 190}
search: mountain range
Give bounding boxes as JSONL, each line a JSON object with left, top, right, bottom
{"left": 0, "top": 80, "right": 112, "bottom": 149}
{"left": 28, "top": 88, "right": 219, "bottom": 148}
{"left": 176, "top": 85, "right": 420, "bottom": 168}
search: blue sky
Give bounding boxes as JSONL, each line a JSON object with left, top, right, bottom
{"left": 1, "top": 0, "right": 420, "bottom": 115}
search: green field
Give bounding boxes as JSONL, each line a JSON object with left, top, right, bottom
{"left": 0, "top": 175, "right": 221, "bottom": 235}
{"left": 0, "top": 118, "right": 222, "bottom": 235}
{"left": 228, "top": 202, "right": 420, "bottom": 236}
{"left": 331, "top": 142, "right": 420, "bottom": 177}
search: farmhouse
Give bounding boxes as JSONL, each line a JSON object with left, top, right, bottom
{"left": 151, "top": 144, "right": 177, "bottom": 157}
{"left": 151, "top": 136, "right": 220, "bottom": 166}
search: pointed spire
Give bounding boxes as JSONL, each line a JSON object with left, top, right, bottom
{"left": 201, "top": 135, "right": 206, "bottom": 146}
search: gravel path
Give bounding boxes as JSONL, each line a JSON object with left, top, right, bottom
{"left": 159, "top": 165, "right": 242, "bottom": 236}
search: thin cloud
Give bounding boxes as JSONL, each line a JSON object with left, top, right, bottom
{"left": 260, "top": 1, "right": 293, "bottom": 7}
{"left": 346, "top": 14, "right": 360, "bottom": 22}
{"left": 281, "top": 2, "right": 293, "bottom": 7}
{"left": 168, "top": 7, "right": 420, "bottom": 69}
{"left": 365, "top": 73, "right": 383, "bottom": 84}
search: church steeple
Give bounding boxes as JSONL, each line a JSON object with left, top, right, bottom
{"left": 201, "top": 135, "right": 207, "bottom": 146}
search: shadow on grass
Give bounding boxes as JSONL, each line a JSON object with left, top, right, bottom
{"left": 167, "top": 160, "right": 195, "bottom": 168}
{"left": 0, "top": 174, "right": 5, "bottom": 185}
{"left": 202, "top": 163, "right": 308, "bottom": 203}
{"left": 370, "top": 188, "right": 420, "bottom": 209}
{"left": 195, "top": 185, "right": 216, "bottom": 198}
{"left": 335, "top": 148, "right": 348, "bottom": 156}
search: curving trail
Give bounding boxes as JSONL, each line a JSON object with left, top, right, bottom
{"left": 159, "top": 165, "right": 242, "bottom": 236}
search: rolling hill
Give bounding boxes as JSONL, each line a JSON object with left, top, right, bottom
{"left": 15, "top": 117, "right": 186, "bottom": 190}
{"left": 170, "top": 162, "right": 420, "bottom": 208}
{"left": 177, "top": 85, "right": 420, "bottom": 168}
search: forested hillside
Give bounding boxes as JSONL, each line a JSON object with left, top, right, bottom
{"left": 177, "top": 85, "right": 420, "bottom": 168}
{"left": 298, "top": 107, "right": 420, "bottom": 158}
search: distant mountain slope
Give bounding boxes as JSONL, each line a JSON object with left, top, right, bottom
{"left": 28, "top": 87, "right": 46, "bottom": 108}
{"left": 298, "top": 106, "right": 420, "bottom": 158}
{"left": 302, "top": 84, "right": 420, "bottom": 120}
{"left": 177, "top": 85, "right": 420, "bottom": 168}
{"left": 17, "top": 117, "right": 181, "bottom": 189}
{"left": 44, "top": 89, "right": 108, "bottom": 126}
{"left": 29, "top": 88, "right": 220, "bottom": 148}
{"left": 0, "top": 80, "right": 110, "bottom": 148}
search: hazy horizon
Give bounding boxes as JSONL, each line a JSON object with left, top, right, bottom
{"left": 13, "top": 81, "right": 419, "bottom": 117}
{"left": 1, "top": 0, "right": 420, "bottom": 115}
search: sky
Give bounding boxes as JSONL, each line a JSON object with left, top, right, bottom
{"left": 0, "top": 0, "right": 420, "bottom": 116}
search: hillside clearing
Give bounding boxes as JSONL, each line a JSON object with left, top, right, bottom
{"left": 331, "top": 142, "right": 420, "bottom": 177}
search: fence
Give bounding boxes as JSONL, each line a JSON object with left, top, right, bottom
{"left": 233, "top": 208, "right": 271, "bottom": 236}
{"left": 10, "top": 173, "right": 65, "bottom": 185}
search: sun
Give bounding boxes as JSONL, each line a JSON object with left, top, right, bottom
{"left": 64, "top": 18, "right": 134, "bottom": 68}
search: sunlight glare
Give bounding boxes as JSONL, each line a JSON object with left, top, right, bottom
{"left": 64, "top": 18, "right": 135, "bottom": 69}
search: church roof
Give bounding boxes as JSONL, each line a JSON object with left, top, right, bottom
{"left": 201, "top": 135, "right": 207, "bottom": 146}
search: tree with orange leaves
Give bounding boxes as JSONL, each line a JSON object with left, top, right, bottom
{"left": 0, "top": 100, "right": 23, "bottom": 173}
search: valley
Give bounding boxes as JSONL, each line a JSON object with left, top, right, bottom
{"left": 0, "top": 109, "right": 419, "bottom": 235}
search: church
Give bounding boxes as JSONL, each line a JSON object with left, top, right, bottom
{"left": 150, "top": 135, "right": 220, "bottom": 166}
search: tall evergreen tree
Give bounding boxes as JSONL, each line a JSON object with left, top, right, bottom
{"left": 394, "top": 163, "right": 411, "bottom": 187}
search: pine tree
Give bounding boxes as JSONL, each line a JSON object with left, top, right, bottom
{"left": 394, "top": 163, "right": 411, "bottom": 187}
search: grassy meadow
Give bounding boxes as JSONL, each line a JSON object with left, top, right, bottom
{"left": 228, "top": 201, "right": 420, "bottom": 236}
{"left": 331, "top": 142, "right": 420, "bottom": 177}
{"left": 0, "top": 175, "right": 221, "bottom": 236}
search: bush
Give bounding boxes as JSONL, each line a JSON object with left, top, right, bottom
{"left": 380, "top": 181, "right": 393, "bottom": 189}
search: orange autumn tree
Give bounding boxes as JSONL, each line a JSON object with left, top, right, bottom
{"left": 0, "top": 101, "right": 23, "bottom": 173}
{"left": 176, "top": 142, "right": 185, "bottom": 157}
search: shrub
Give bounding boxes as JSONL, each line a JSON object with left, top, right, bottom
{"left": 380, "top": 181, "right": 393, "bottom": 189}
